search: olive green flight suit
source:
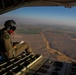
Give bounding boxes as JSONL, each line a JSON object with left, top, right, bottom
{"left": 0, "top": 29, "right": 33, "bottom": 59}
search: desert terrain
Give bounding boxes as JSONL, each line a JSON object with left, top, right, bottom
{"left": 0, "top": 25, "right": 76, "bottom": 62}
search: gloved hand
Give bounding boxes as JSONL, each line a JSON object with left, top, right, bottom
{"left": 13, "top": 45, "right": 17, "bottom": 49}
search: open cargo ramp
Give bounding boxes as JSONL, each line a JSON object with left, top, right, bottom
{"left": 0, "top": 52, "right": 76, "bottom": 75}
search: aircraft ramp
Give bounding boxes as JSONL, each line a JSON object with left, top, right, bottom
{"left": 0, "top": 52, "right": 76, "bottom": 75}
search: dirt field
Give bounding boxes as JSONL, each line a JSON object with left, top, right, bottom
{"left": 14, "top": 32, "right": 76, "bottom": 62}
{"left": 44, "top": 32, "right": 76, "bottom": 61}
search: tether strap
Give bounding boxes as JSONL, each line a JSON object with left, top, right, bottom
{"left": 13, "top": 50, "right": 15, "bottom": 57}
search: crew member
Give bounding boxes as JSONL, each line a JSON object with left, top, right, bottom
{"left": 0, "top": 20, "right": 33, "bottom": 59}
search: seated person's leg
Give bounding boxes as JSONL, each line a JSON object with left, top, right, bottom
{"left": 15, "top": 42, "right": 33, "bottom": 57}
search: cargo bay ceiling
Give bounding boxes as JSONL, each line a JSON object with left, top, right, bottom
{"left": 0, "top": 0, "right": 76, "bottom": 14}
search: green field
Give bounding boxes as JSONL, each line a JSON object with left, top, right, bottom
{"left": 16, "top": 29, "right": 40, "bottom": 34}
{"left": 68, "top": 33, "right": 76, "bottom": 38}
{"left": 46, "top": 30, "right": 65, "bottom": 34}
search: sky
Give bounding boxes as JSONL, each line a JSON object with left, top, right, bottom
{"left": 0, "top": 6, "right": 76, "bottom": 27}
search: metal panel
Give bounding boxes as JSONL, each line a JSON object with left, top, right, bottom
{"left": 0, "top": 0, "right": 76, "bottom": 14}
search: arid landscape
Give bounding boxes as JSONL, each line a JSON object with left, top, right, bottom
{"left": 1, "top": 25, "right": 76, "bottom": 62}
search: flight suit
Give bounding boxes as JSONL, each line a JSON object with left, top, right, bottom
{"left": 0, "top": 29, "right": 33, "bottom": 59}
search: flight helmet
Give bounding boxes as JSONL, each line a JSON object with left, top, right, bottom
{"left": 4, "top": 20, "right": 16, "bottom": 31}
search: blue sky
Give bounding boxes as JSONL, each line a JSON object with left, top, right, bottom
{"left": 0, "top": 6, "right": 76, "bottom": 27}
